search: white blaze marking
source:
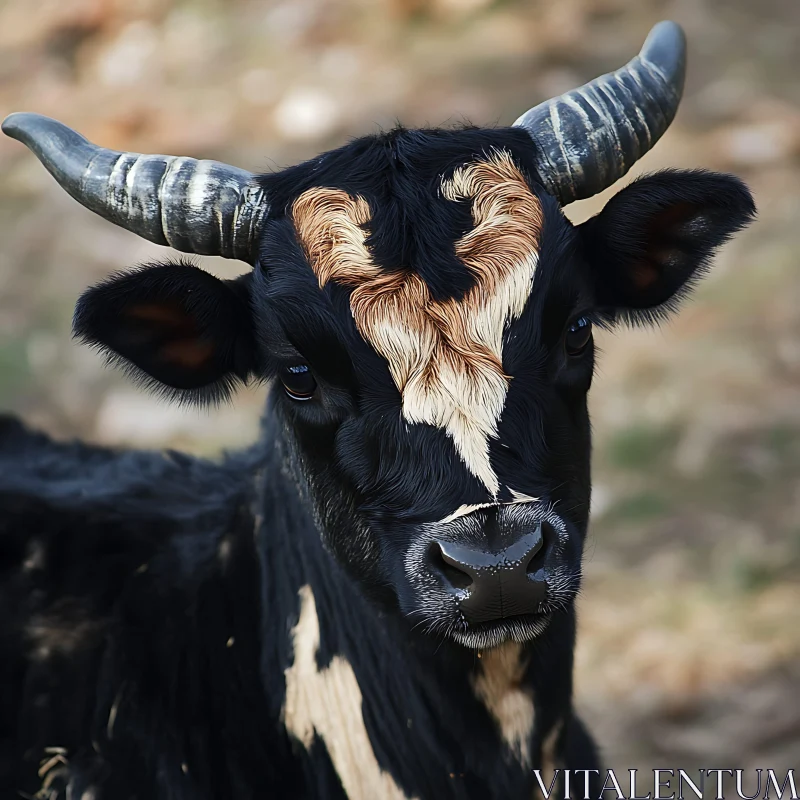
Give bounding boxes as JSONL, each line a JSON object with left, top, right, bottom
{"left": 438, "top": 496, "right": 540, "bottom": 525}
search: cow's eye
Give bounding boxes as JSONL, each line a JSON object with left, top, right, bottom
{"left": 565, "top": 316, "right": 593, "bottom": 356}
{"left": 280, "top": 365, "right": 317, "bottom": 401}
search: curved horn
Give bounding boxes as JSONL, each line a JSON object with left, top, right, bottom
{"left": 513, "top": 21, "right": 687, "bottom": 205}
{"left": 1, "top": 113, "right": 268, "bottom": 263}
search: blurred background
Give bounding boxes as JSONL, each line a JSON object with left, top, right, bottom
{"left": 1, "top": 0, "right": 798, "bottom": 774}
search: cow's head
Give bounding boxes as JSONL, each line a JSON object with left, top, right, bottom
{"left": 4, "top": 23, "right": 754, "bottom": 648}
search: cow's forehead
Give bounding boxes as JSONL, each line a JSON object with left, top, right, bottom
{"left": 290, "top": 150, "right": 543, "bottom": 496}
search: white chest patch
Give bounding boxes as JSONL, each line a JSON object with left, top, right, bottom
{"left": 283, "top": 585, "right": 415, "bottom": 800}
{"left": 472, "top": 641, "right": 536, "bottom": 767}
{"left": 292, "top": 150, "right": 543, "bottom": 496}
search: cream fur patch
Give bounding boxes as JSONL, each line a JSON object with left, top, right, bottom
{"left": 537, "top": 717, "right": 563, "bottom": 797}
{"left": 292, "top": 150, "right": 542, "bottom": 496}
{"left": 472, "top": 641, "right": 536, "bottom": 767}
{"left": 283, "top": 585, "right": 415, "bottom": 800}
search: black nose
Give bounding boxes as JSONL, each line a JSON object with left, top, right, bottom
{"left": 428, "top": 523, "right": 551, "bottom": 624}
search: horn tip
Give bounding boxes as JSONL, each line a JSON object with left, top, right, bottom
{"left": 641, "top": 21, "right": 687, "bottom": 89}
{"left": 2, "top": 112, "right": 31, "bottom": 140}
{"left": 2, "top": 112, "right": 55, "bottom": 143}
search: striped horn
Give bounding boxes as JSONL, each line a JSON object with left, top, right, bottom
{"left": 513, "top": 21, "right": 687, "bottom": 205}
{"left": 1, "top": 113, "right": 268, "bottom": 263}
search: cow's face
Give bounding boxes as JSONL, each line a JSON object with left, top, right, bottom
{"left": 74, "top": 128, "right": 754, "bottom": 648}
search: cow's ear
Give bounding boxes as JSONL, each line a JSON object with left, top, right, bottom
{"left": 578, "top": 170, "right": 755, "bottom": 323}
{"left": 73, "top": 262, "right": 258, "bottom": 402}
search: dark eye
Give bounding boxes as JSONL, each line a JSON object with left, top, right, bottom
{"left": 280, "top": 365, "right": 317, "bottom": 401}
{"left": 565, "top": 316, "right": 593, "bottom": 356}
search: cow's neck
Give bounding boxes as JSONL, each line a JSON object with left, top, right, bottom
{"left": 250, "top": 415, "right": 575, "bottom": 788}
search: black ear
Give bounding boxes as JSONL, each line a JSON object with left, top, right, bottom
{"left": 73, "top": 261, "right": 258, "bottom": 402}
{"left": 578, "top": 169, "right": 756, "bottom": 323}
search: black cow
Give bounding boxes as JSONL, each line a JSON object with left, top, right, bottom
{"left": 0, "top": 22, "right": 754, "bottom": 800}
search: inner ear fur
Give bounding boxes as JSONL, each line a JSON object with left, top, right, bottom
{"left": 579, "top": 169, "right": 756, "bottom": 322}
{"left": 73, "top": 261, "right": 257, "bottom": 403}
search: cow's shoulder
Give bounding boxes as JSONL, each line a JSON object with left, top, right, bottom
{"left": 0, "top": 414, "right": 252, "bottom": 634}
{"left": 0, "top": 415, "right": 294, "bottom": 798}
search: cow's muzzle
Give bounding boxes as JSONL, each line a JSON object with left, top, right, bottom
{"left": 426, "top": 522, "right": 553, "bottom": 625}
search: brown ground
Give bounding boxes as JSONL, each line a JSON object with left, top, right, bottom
{"left": 1, "top": 0, "right": 798, "bottom": 777}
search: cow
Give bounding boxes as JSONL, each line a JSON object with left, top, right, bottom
{"left": 0, "top": 21, "right": 754, "bottom": 800}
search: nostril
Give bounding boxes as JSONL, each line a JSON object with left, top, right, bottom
{"left": 525, "top": 521, "right": 553, "bottom": 577}
{"left": 428, "top": 542, "right": 473, "bottom": 590}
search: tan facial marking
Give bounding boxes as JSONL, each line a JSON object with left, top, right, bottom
{"left": 292, "top": 150, "right": 543, "bottom": 496}
{"left": 472, "top": 641, "right": 536, "bottom": 767}
{"left": 283, "top": 586, "right": 415, "bottom": 800}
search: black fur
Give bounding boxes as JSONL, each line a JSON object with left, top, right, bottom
{"left": 1, "top": 126, "right": 755, "bottom": 799}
